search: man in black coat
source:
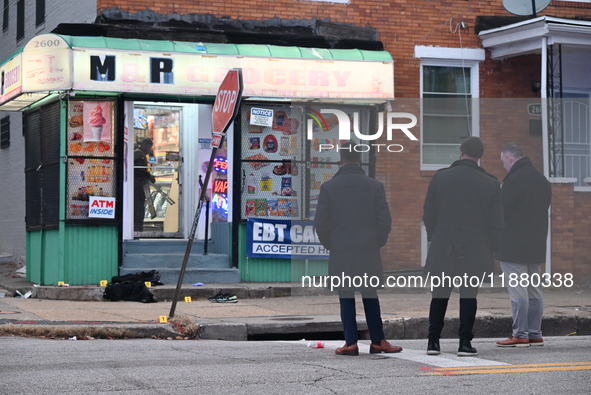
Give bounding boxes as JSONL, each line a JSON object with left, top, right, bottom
{"left": 134, "top": 138, "right": 155, "bottom": 232}
{"left": 423, "top": 136, "right": 504, "bottom": 356}
{"left": 496, "top": 142, "right": 551, "bottom": 348}
{"left": 314, "top": 142, "right": 402, "bottom": 356}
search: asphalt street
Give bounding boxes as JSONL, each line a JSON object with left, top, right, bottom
{"left": 1, "top": 336, "right": 590, "bottom": 394}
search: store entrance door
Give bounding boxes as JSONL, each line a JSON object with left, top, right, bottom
{"left": 133, "top": 105, "right": 182, "bottom": 238}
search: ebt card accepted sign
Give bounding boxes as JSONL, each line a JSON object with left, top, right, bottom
{"left": 88, "top": 196, "right": 116, "bottom": 219}
{"left": 247, "top": 218, "right": 329, "bottom": 259}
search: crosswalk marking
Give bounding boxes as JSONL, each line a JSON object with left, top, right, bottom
{"left": 285, "top": 340, "right": 507, "bottom": 367}
{"left": 281, "top": 340, "right": 591, "bottom": 376}
{"left": 422, "top": 362, "right": 591, "bottom": 376}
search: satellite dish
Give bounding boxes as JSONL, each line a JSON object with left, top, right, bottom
{"left": 502, "top": 0, "right": 551, "bottom": 17}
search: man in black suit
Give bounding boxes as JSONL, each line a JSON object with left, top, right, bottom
{"left": 423, "top": 136, "right": 504, "bottom": 356}
{"left": 314, "top": 142, "right": 402, "bottom": 356}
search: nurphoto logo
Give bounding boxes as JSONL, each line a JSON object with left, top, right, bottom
{"left": 306, "top": 108, "right": 418, "bottom": 152}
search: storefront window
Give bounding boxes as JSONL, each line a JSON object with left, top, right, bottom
{"left": 239, "top": 103, "right": 372, "bottom": 222}
{"left": 133, "top": 106, "right": 181, "bottom": 236}
{"left": 65, "top": 100, "right": 116, "bottom": 221}
{"left": 24, "top": 101, "right": 60, "bottom": 229}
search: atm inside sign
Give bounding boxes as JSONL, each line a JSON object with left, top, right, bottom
{"left": 88, "top": 197, "right": 116, "bottom": 219}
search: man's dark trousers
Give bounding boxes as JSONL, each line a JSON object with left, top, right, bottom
{"left": 339, "top": 290, "right": 385, "bottom": 344}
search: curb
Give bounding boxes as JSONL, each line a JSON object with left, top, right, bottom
{"left": 197, "top": 315, "right": 591, "bottom": 341}
{"left": 2, "top": 315, "right": 589, "bottom": 341}
{"left": 3, "top": 283, "right": 510, "bottom": 302}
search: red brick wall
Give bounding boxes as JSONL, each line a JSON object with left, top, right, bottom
{"left": 573, "top": 191, "right": 591, "bottom": 285}
{"left": 551, "top": 182, "right": 591, "bottom": 286}
{"left": 95, "top": 1, "right": 591, "bottom": 275}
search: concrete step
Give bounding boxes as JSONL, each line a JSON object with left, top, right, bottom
{"left": 122, "top": 239, "right": 213, "bottom": 255}
{"left": 119, "top": 267, "right": 240, "bottom": 284}
{"left": 121, "top": 253, "right": 230, "bottom": 269}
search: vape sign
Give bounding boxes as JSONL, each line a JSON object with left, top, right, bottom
{"left": 306, "top": 109, "right": 418, "bottom": 152}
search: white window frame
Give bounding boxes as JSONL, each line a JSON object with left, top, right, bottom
{"left": 416, "top": 46, "right": 483, "bottom": 171}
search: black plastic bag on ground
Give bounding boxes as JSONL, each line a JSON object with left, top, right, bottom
{"left": 103, "top": 281, "right": 157, "bottom": 303}
{"left": 111, "top": 270, "right": 163, "bottom": 286}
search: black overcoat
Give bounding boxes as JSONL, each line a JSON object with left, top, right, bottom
{"left": 496, "top": 157, "right": 552, "bottom": 264}
{"left": 423, "top": 159, "right": 504, "bottom": 278}
{"left": 314, "top": 164, "right": 391, "bottom": 288}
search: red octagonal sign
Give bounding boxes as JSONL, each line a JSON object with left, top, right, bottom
{"left": 212, "top": 69, "right": 243, "bottom": 147}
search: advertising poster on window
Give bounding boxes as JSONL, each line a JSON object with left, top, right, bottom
{"left": 83, "top": 101, "right": 111, "bottom": 142}
{"left": 66, "top": 100, "right": 116, "bottom": 220}
{"left": 246, "top": 218, "right": 328, "bottom": 259}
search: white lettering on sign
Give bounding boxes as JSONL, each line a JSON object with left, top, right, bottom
{"left": 252, "top": 222, "right": 319, "bottom": 243}
{"left": 214, "top": 89, "right": 238, "bottom": 114}
{"left": 251, "top": 108, "right": 273, "bottom": 117}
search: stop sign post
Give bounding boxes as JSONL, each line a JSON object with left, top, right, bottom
{"left": 169, "top": 69, "right": 243, "bottom": 318}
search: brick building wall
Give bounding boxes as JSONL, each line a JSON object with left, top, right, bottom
{"left": 1, "top": 1, "right": 589, "bottom": 277}
{"left": 94, "top": 1, "right": 591, "bottom": 278}
{"left": 552, "top": 181, "right": 591, "bottom": 286}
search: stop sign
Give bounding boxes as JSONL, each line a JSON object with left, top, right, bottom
{"left": 212, "top": 69, "right": 243, "bottom": 137}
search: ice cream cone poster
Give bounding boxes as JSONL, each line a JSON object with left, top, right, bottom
{"left": 83, "top": 102, "right": 111, "bottom": 142}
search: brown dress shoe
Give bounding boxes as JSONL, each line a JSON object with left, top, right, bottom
{"left": 335, "top": 343, "right": 359, "bottom": 356}
{"left": 496, "top": 337, "right": 530, "bottom": 347}
{"left": 370, "top": 339, "right": 403, "bottom": 354}
{"left": 529, "top": 338, "right": 544, "bottom": 346}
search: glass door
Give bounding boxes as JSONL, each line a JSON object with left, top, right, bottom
{"left": 133, "top": 105, "right": 182, "bottom": 237}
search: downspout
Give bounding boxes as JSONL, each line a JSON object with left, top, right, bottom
{"left": 541, "top": 36, "right": 552, "bottom": 275}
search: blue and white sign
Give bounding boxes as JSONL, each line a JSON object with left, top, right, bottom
{"left": 247, "top": 218, "right": 329, "bottom": 259}
{"left": 250, "top": 107, "right": 274, "bottom": 127}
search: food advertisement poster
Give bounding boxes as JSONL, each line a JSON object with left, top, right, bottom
{"left": 66, "top": 100, "right": 115, "bottom": 220}
{"left": 83, "top": 101, "right": 111, "bottom": 142}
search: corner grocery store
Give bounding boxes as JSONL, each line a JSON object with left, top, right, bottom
{"left": 0, "top": 33, "right": 395, "bottom": 285}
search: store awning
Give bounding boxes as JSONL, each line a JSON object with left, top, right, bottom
{"left": 479, "top": 16, "right": 591, "bottom": 59}
{"left": 0, "top": 33, "right": 395, "bottom": 111}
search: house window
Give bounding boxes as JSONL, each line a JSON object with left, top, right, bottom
{"left": 562, "top": 92, "right": 591, "bottom": 188}
{"left": 2, "top": 0, "right": 8, "bottom": 32}
{"left": 16, "top": 0, "right": 24, "bottom": 41}
{"left": 421, "top": 61, "right": 479, "bottom": 169}
{"left": 0, "top": 116, "right": 9, "bottom": 148}
{"left": 35, "top": 0, "right": 45, "bottom": 27}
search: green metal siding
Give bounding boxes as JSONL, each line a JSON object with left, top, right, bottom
{"left": 26, "top": 226, "right": 118, "bottom": 285}
{"left": 63, "top": 225, "right": 119, "bottom": 285}
{"left": 26, "top": 230, "right": 61, "bottom": 285}
{"left": 237, "top": 223, "right": 327, "bottom": 282}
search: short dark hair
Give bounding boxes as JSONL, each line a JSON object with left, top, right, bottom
{"left": 339, "top": 142, "right": 361, "bottom": 163}
{"left": 140, "top": 138, "right": 153, "bottom": 147}
{"left": 501, "top": 142, "right": 524, "bottom": 158}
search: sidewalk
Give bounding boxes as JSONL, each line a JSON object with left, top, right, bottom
{"left": 1, "top": 262, "right": 590, "bottom": 341}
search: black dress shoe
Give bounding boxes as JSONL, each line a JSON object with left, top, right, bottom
{"left": 457, "top": 339, "right": 477, "bottom": 356}
{"left": 427, "top": 338, "right": 441, "bottom": 355}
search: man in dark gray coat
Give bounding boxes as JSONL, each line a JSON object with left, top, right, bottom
{"left": 496, "top": 142, "right": 551, "bottom": 348}
{"left": 423, "top": 136, "right": 504, "bottom": 356}
{"left": 314, "top": 142, "right": 402, "bottom": 356}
